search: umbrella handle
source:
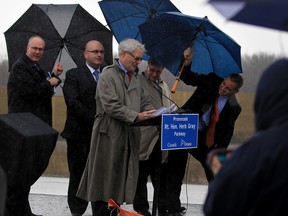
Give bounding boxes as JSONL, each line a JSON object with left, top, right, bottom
{"left": 171, "top": 79, "right": 180, "bottom": 94}
{"left": 171, "top": 61, "right": 185, "bottom": 94}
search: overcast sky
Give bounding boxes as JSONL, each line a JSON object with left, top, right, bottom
{"left": 1, "top": 0, "right": 287, "bottom": 60}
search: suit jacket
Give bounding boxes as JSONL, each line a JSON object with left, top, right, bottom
{"left": 204, "top": 59, "right": 288, "bottom": 216}
{"left": 7, "top": 54, "right": 53, "bottom": 126}
{"left": 61, "top": 65, "right": 99, "bottom": 142}
{"left": 180, "top": 67, "right": 241, "bottom": 148}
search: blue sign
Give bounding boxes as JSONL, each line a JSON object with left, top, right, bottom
{"left": 161, "top": 114, "right": 198, "bottom": 150}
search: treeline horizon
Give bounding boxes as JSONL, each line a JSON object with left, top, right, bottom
{"left": 0, "top": 52, "right": 285, "bottom": 93}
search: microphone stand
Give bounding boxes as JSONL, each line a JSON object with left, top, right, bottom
{"left": 149, "top": 80, "right": 183, "bottom": 216}
{"left": 150, "top": 81, "right": 181, "bottom": 111}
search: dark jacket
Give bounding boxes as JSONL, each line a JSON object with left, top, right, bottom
{"left": 61, "top": 66, "right": 98, "bottom": 142}
{"left": 180, "top": 67, "right": 241, "bottom": 148}
{"left": 7, "top": 54, "right": 53, "bottom": 126}
{"left": 204, "top": 59, "right": 288, "bottom": 216}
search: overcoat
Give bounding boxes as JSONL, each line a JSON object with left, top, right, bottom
{"left": 138, "top": 72, "right": 172, "bottom": 161}
{"left": 7, "top": 54, "right": 53, "bottom": 125}
{"left": 77, "top": 59, "right": 153, "bottom": 204}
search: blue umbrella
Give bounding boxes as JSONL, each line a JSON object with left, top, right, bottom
{"left": 139, "top": 12, "right": 242, "bottom": 79}
{"left": 209, "top": 0, "right": 288, "bottom": 32}
{"left": 98, "top": 0, "right": 180, "bottom": 43}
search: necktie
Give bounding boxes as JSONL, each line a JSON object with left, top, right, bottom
{"left": 127, "top": 71, "right": 133, "bottom": 81}
{"left": 93, "top": 70, "right": 100, "bottom": 82}
{"left": 34, "top": 63, "right": 40, "bottom": 71}
{"left": 205, "top": 96, "right": 219, "bottom": 148}
{"left": 154, "top": 81, "right": 163, "bottom": 94}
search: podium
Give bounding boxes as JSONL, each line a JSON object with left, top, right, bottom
{"left": 131, "top": 115, "right": 161, "bottom": 127}
{"left": 130, "top": 115, "right": 163, "bottom": 216}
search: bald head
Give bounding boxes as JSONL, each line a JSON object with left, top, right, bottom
{"left": 26, "top": 35, "right": 45, "bottom": 62}
{"left": 84, "top": 40, "right": 105, "bottom": 69}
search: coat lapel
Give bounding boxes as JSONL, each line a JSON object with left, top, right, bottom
{"left": 83, "top": 66, "right": 97, "bottom": 87}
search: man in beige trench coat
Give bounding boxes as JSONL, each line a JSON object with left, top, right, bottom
{"left": 133, "top": 57, "right": 173, "bottom": 216}
{"left": 77, "top": 38, "right": 156, "bottom": 216}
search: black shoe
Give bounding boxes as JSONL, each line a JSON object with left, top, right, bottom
{"left": 137, "top": 210, "right": 152, "bottom": 216}
{"left": 167, "top": 207, "right": 187, "bottom": 216}
{"left": 158, "top": 209, "right": 168, "bottom": 216}
{"left": 180, "top": 206, "right": 187, "bottom": 214}
{"left": 168, "top": 213, "right": 182, "bottom": 216}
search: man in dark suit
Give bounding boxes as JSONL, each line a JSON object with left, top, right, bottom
{"left": 203, "top": 58, "right": 288, "bottom": 216}
{"left": 6, "top": 35, "right": 62, "bottom": 216}
{"left": 165, "top": 47, "right": 243, "bottom": 216}
{"left": 61, "top": 40, "right": 106, "bottom": 216}
{"left": 7, "top": 35, "right": 61, "bottom": 126}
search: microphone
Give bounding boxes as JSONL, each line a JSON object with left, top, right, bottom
{"left": 150, "top": 80, "right": 181, "bottom": 112}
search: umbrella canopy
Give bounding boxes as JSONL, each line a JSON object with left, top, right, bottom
{"left": 139, "top": 12, "right": 242, "bottom": 78}
{"left": 98, "top": 0, "right": 180, "bottom": 43}
{"left": 209, "top": 0, "right": 288, "bottom": 32}
{"left": 5, "top": 4, "right": 113, "bottom": 72}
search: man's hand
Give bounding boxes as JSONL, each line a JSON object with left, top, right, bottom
{"left": 183, "top": 47, "right": 192, "bottom": 66}
{"left": 48, "top": 77, "right": 61, "bottom": 86}
{"left": 136, "top": 110, "right": 156, "bottom": 121}
{"left": 53, "top": 63, "right": 63, "bottom": 76}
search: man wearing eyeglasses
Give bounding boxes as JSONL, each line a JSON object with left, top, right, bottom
{"left": 7, "top": 35, "right": 62, "bottom": 216}
{"left": 61, "top": 40, "right": 106, "bottom": 216}
{"left": 8, "top": 35, "right": 62, "bottom": 126}
{"left": 165, "top": 47, "right": 243, "bottom": 216}
{"left": 77, "top": 38, "right": 156, "bottom": 216}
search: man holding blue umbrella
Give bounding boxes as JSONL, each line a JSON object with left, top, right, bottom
{"left": 165, "top": 47, "right": 243, "bottom": 216}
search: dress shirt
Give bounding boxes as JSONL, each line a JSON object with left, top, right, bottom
{"left": 199, "top": 95, "right": 228, "bottom": 131}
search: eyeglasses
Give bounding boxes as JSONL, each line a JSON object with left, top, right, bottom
{"left": 30, "top": 47, "right": 44, "bottom": 52}
{"left": 127, "top": 52, "right": 143, "bottom": 62}
{"left": 147, "top": 66, "right": 162, "bottom": 74}
{"left": 86, "top": 50, "right": 105, "bottom": 54}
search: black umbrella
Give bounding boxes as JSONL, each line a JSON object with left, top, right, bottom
{"left": 5, "top": 4, "right": 113, "bottom": 72}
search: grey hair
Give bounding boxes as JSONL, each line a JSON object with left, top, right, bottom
{"left": 118, "top": 38, "right": 146, "bottom": 55}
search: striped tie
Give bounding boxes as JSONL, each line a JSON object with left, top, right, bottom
{"left": 93, "top": 70, "right": 100, "bottom": 82}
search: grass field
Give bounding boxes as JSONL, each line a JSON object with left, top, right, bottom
{"left": 0, "top": 86, "right": 255, "bottom": 183}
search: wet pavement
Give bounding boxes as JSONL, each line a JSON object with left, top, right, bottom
{"left": 29, "top": 177, "right": 208, "bottom": 216}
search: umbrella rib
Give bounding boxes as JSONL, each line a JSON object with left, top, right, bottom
{"left": 6, "top": 30, "right": 61, "bottom": 41}
{"left": 65, "top": 29, "right": 106, "bottom": 42}
{"left": 196, "top": 30, "right": 238, "bottom": 62}
{"left": 102, "top": 0, "right": 168, "bottom": 25}
{"left": 103, "top": 0, "right": 149, "bottom": 25}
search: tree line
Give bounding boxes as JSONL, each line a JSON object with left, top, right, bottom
{"left": 0, "top": 53, "right": 284, "bottom": 93}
